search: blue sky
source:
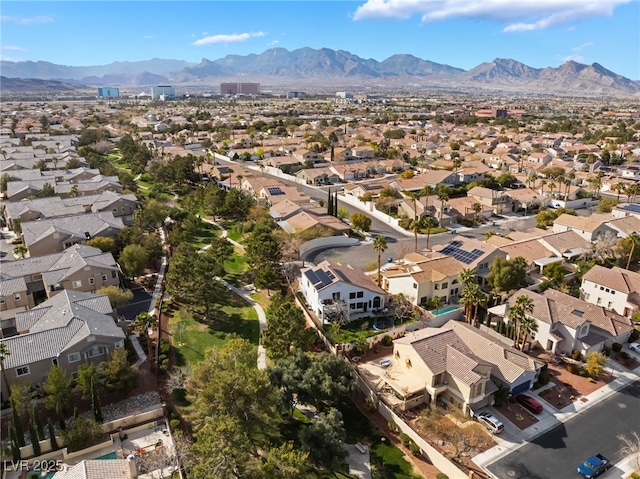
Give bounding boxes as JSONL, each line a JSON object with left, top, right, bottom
{"left": 2, "top": 1, "right": 639, "bottom": 79}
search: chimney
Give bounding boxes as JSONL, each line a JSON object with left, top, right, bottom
{"left": 127, "top": 456, "right": 138, "bottom": 479}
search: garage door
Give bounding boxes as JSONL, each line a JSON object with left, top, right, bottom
{"left": 511, "top": 381, "right": 531, "bottom": 395}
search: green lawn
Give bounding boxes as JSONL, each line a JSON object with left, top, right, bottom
{"left": 223, "top": 251, "right": 249, "bottom": 284}
{"left": 169, "top": 290, "right": 259, "bottom": 367}
{"left": 329, "top": 316, "right": 397, "bottom": 344}
{"left": 190, "top": 222, "right": 222, "bottom": 250}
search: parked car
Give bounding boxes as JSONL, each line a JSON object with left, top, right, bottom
{"left": 629, "top": 343, "right": 640, "bottom": 353}
{"left": 515, "top": 394, "right": 543, "bottom": 414}
{"left": 577, "top": 453, "right": 611, "bottom": 478}
{"left": 476, "top": 412, "right": 504, "bottom": 434}
{"left": 379, "top": 358, "right": 392, "bottom": 368}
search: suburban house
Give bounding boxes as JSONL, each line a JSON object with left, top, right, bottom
{"left": 612, "top": 203, "right": 640, "bottom": 220}
{"left": 276, "top": 210, "right": 350, "bottom": 236}
{"left": 295, "top": 167, "right": 340, "bottom": 185}
{"left": 467, "top": 186, "right": 512, "bottom": 215}
{"left": 0, "top": 244, "right": 120, "bottom": 328}
{"left": 381, "top": 252, "right": 465, "bottom": 306}
{"left": 0, "top": 290, "right": 126, "bottom": 401}
{"left": 581, "top": 265, "right": 640, "bottom": 318}
{"left": 606, "top": 216, "right": 640, "bottom": 238}
{"left": 500, "top": 289, "right": 633, "bottom": 356}
{"left": 537, "top": 231, "right": 592, "bottom": 260}
{"left": 344, "top": 182, "right": 389, "bottom": 199}
{"left": 258, "top": 184, "right": 310, "bottom": 207}
{"left": 300, "top": 261, "right": 387, "bottom": 323}
{"left": 498, "top": 238, "right": 559, "bottom": 274}
{"left": 383, "top": 321, "right": 543, "bottom": 412}
{"left": 432, "top": 237, "right": 506, "bottom": 286}
{"left": 551, "top": 213, "right": 616, "bottom": 242}
{"left": 20, "top": 212, "right": 125, "bottom": 257}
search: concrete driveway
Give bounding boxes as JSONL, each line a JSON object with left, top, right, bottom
{"left": 343, "top": 443, "right": 372, "bottom": 479}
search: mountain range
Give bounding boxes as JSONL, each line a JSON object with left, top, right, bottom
{"left": 2, "top": 47, "right": 639, "bottom": 96}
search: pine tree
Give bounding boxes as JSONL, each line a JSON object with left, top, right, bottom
{"left": 32, "top": 404, "right": 45, "bottom": 441}
{"left": 11, "top": 402, "right": 25, "bottom": 447}
{"left": 57, "top": 404, "right": 66, "bottom": 431}
{"left": 91, "top": 377, "right": 104, "bottom": 423}
{"left": 9, "top": 424, "right": 21, "bottom": 461}
{"left": 334, "top": 191, "right": 338, "bottom": 217}
{"left": 29, "top": 421, "right": 41, "bottom": 456}
{"left": 327, "top": 189, "right": 333, "bottom": 215}
{"left": 47, "top": 419, "right": 59, "bottom": 451}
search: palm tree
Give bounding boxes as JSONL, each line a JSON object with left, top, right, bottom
{"left": 372, "top": 235, "right": 388, "bottom": 287}
{"left": 436, "top": 186, "right": 449, "bottom": 227}
{"left": 472, "top": 202, "right": 482, "bottom": 224}
{"left": 410, "top": 217, "right": 423, "bottom": 253}
{"left": 527, "top": 172, "right": 538, "bottom": 189}
{"left": 485, "top": 230, "right": 497, "bottom": 241}
{"left": 508, "top": 294, "right": 534, "bottom": 349}
{"left": 134, "top": 312, "right": 157, "bottom": 364}
{"left": 0, "top": 342, "right": 11, "bottom": 400}
{"left": 614, "top": 182, "right": 626, "bottom": 201}
{"left": 460, "top": 283, "right": 480, "bottom": 322}
{"left": 430, "top": 295, "right": 444, "bottom": 315}
{"left": 13, "top": 244, "right": 28, "bottom": 259}
{"left": 540, "top": 179, "right": 547, "bottom": 195}
{"left": 625, "top": 233, "right": 640, "bottom": 270}
{"left": 458, "top": 268, "right": 477, "bottom": 289}
{"left": 422, "top": 185, "right": 434, "bottom": 212}
{"left": 519, "top": 316, "right": 538, "bottom": 352}
{"left": 423, "top": 216, "right": 436, "bottom": 250}
{"left": 471, "top": 287, "right": 486, "bottom": 326}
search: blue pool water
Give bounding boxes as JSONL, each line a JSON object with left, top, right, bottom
{"left": 431, "top": 306, "right": 460, "bottom": 316}
{"left": 95, "top": 451, "right": 118, "bottom": 460}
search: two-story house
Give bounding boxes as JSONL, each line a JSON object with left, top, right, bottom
{"left": 432, "top": 237, "right": 506, "bottom": 286}
{"left": 385, "top": 321, "right": 542, "bottom": 413}
{"left": 300, "top": 261, "right": 387, "bottom": 323}
{"left": 504, "top": 289, "right": 633, "bottom": 355}
{"left": 0, "top": 290, "right": 126, "bottom": 401}
{"left": 381, "top": 252, "right": 465, "bottom": 306}
{"left": 581, "top": 265, "right": 640, "bottom": 318}
{"left": 467, "top": 186, "right": 512, "bottom": 215}
{"left": 551, "top": 213, "right": 616, "bottom": 242}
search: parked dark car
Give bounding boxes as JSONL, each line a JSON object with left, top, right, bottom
{"left": 515, "top": 394, "right": 543, "bottom": 414}
{"left": 577, "top": 453, "right": 611, "bottom": 478}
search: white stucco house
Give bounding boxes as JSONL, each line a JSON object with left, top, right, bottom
{"left": 299, "top": 261, "right": 387, "bottom": 323}
{"left": 581, "top": 265, "right": 640, "bottom": 318}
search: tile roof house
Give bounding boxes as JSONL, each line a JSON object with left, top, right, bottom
{"left": 500, "top": 288, "right": 633, "bottom": 356}
{"left": 432, "top": 236, "right": 506, "bottom": 285}
{"left": 0, "top": 290, "right": 126, "bottom": 400}
{"left": 300, "top": 261, "right": 387, "bottom": 323}
{"left": 581, "top": 265, "right": 640, "bottom": 318}
{"left": 551, "top": 213, "right": 616, "bottom": 242}
{"left": 384, "top": 321, "right": 542, "bottom": 412}
{"left": 537, "top": 230, "right": 592, "bottom": 260}
{"left": 0, "top": 244, "right": 119, "bottom": 327}
{"left": 606, "top": 215, "right": 640, "bottom": 238}
{"left": 21, "top": 212, "right": 125, "bottom": 257}
{"left": 47, "top": 459, "right": 137, "bottom": 479}
{"left": 381, "top": 252, "right": 465, "bottom": 306}
{"left": 467, "top": 186, "right": 512, "bottom": 215}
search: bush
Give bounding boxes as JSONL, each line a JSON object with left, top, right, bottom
{"left": 436, "top": 474, "right": 450, "bottom": 479}
{"left": 399, "top": 433, "right": 411, "bottom": 446}
{"left": 381, "top": 335, "right": 393, "bottom": 347}
{"left": 630, "top": 472, "right": 640, "bottom": 479}
{"left": 602, "top": 346, "right": 611, "bottom": 357}
{"left": 612, "top": 342, "right": 622, "bottom": 353}
{"left": 578, "top": 369, "right": 588, "bottom": 377}
{"left": 566, "top": 363, "right": 578, "bottom": 374}
{"left": 409, "top": 441, "right": 421, "bottom": 456}
{"left": 571, "top": 349, "right": 581, "bottom": 361}
{"left": 621, "top": 351, "right": 630, "bottom": 360}
{"left": 539, "top": 389, "right": 550, "bottom": 397}
{"left": 169, "top": 419, "right": 180, "bottom": 429}
{"left": 387, "top": 420, "right": 397, "bottom": 432}
{"left": 159, "top": 338, "right": 172, "bottom": 354}
{"left": 534, "top": 370, "right": 552, "bottom": 388}
{"left": 629, "top": 329, "right": 640, "bottom": 342}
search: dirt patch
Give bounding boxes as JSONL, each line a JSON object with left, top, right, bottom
{"left": 531, "top": 352, "right": 615, "bottom": 409}
{"left": 492, "top": 401, "right": 540, "bottom": 430}
{"left": 611, "top": 350, "right": 640, "bottom": 370}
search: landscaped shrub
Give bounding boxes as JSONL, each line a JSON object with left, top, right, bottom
{"left": 612, "top": 342, "right": 622, "bottom": 353}
{"left": 534, "top": 369, "right": 552, "bottom": 388}
{"left": 399, "top": 433, "right": 411, "bottom": 446}
{"left": 629, "top": 329, "right": 640, "bottom": 342}
{"left": 602, "top": 346, "right": 611, "bottom": 357}
{"left": 381, "top": 335, "right": 393, "bottom": 347}
{"left": 571, "top": 349, "right": 581, "bottom": 361}
{"left": 620, "top": 351, "right": 630, "bottom": 360}
{"left": 630, "top": 472, "right": 640, "bottom": 479}
{"left": 169, "top": 419, "right": 180, "bottom": 429}
{"left": 566, "top": 363, "right": 578, "bottom": 374}
{"left": 409, "top": 441, "right": 421, "bottom": 456}
{"left": 436, "top": 474, "right": 450, "bottom": 479}
{"left": 387, "top": 420, "right": 398, "bottom": 432}
{"left": 159, "top": 338, "right": 172, "bottom": 354}
{"left": 539, "top": 389, "right": 550, "bottom": 397}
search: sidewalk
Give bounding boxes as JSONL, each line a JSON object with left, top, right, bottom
{"left": 474, "top": 360, "right": 640, "bottom": 476}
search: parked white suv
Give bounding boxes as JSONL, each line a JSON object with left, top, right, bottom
{"left": 477, "top": 412, "right": 504, "bottom": 434}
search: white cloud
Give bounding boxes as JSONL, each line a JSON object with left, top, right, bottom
{"left": 143, "top": 35, "right": 154, "bottom": 40}
{"left": 560, "top": 54, "right": 585, "bottom": 62}
{"left": 572, "top": 41, "right": 594, "bottom": 52}
{"left": 352, "top": 0, "right": 629, "bottom": 32}
{"left": 1, "top": 15, "right": 53, "bottom": 25}
{"left": 193, "top": 31, "right": 266, "bottom": 46}
{"left": 0, "top": 54, "right": 27, "bottom": 62}
{"left": 2, "top": 45, "right": 28, "bottom": 52}
{"left": 268, "top": 40, "right": 280, "bottom": 45}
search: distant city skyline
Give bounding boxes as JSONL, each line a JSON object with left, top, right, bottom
{"left": 1, "top": 1, "right": 639, "bottom": 80}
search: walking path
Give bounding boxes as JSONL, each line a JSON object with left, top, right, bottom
{"left": 196, "top": 217, "right": 266, "bottom": 369}
{"left": 473, "top": 359, "right": 640, "bottom": 477}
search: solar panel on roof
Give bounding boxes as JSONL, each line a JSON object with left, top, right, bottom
{"left": 622, "top": 204, "right": 640, "bottom": 213}
{"left": 315, "top": 269, "right": 333, "bottom": 288}
{"left": 267, "top": 187, "right": 284, "bottom": 195}
{"left": 304, "top": 270, "right": 320, "bottom": 285}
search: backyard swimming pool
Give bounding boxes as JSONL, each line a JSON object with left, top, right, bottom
{"left": 432, "top": 306, "right": 460, "bottom": 315}
{"left": 95, "top": 451, "right": 118, "bottom": 460}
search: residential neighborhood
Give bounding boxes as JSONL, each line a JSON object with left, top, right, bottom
{"left": 0, "top": 88, "right": 639, "bottom": 479}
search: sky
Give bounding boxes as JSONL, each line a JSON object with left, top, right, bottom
{"left": 2, "top": 0, "right": 639, "bottom": 79}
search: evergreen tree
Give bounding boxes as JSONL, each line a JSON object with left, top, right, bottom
{"left": 91, "top": 378, "right": 104, "bottom": 423}
{"left": 29, "top": 421, "right": 41, "bottom": 456}
{"left": 32, "top": 404, "right": 45, "bottom": 441}
{"left": 333, "top": 191, "right": 338, "bottom": 216}
{"left": 57, "top": 404, "right": 66, "bottom": 431}
{"left": 327, "top": 189, "right": 333, "bottom": 215}
{"left": 9, "top": 424, "right": 21, "bottom": 461}
{"left": 48, "top": 419, "right": 59, "bottom": 451}
{"left": 12, "top": 402, "right": 25, "bottom": 447}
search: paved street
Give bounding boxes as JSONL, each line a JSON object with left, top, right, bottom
{"left": 486, "top": 380, "right": 640, "bottom": 479}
